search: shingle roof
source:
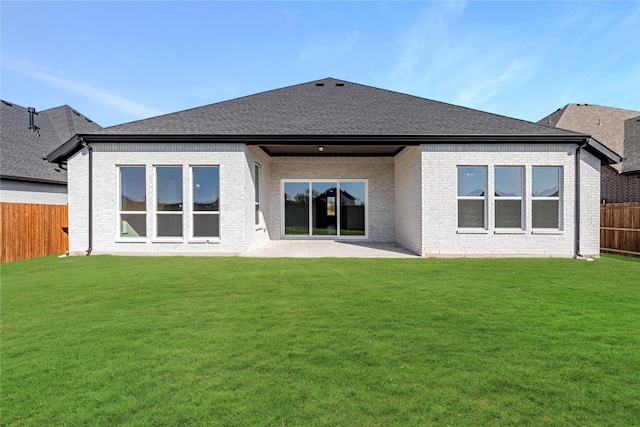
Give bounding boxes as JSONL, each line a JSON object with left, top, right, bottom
{"left": 623, "top": 115, "right": 640, "bottom": 173}
{"left": 94, "top": 78, "right": 581, "bottom": 137}
{"left": 1, "top": 100, "right": 101, "bottom": 184}
{"left": 538, "top": 103, "right": 640, "bottom": 173}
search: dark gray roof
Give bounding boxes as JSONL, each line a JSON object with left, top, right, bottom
{"left": 1, "top": 100, "right": 101, "bottom": 184}
{"left": 48, "top": 78, "right": 619, "bottom": 164}
{"left": 95, "top": 78, "right": 581, "bottom": 137}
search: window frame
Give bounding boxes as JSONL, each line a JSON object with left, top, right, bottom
{"left": 254, "top": 163, "right": 261, "bottom": 227}
{"left": 191, "top": 165, "right": 220, "bottom": 239}
{"left": 532, "top": 166, "right": 562, "bottom": 230}
{"left": 118, "top": 165, "right": 147, "bottom": 240}
{"left": 154, "top": 165, "right": 184, "bottom": 239}
{"left": 281, "top": 179, "right": 368, "bottom": 238}
{"left": 457, "top": 166, "right": 487, "bottom": 229}
{"left": 494, "top": 166, "right": 524, "bottom": 230}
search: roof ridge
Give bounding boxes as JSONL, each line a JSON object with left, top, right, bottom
{"left": 566, "top": 103, "right": 640, "bottom": 114}
{"left": 96, "top": 77, "right": 336, "bottom": 133}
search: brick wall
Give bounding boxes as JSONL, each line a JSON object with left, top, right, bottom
{"left": 420, "top": 143, "right": 601, "bottom": 257}
{"left": 67, "top": 143, "right": 251, "bottom": 256}
{"left": 601, "top": 166, "right": 640, "bottom": 203}
{"left": 0, "top": 179, "right": 67, "bottom": 205}
{"left": 394, "top": 146, "right": 422, "bottom": 254}
{"left": 66, "top": 142, "right": 603, "bottom": 258}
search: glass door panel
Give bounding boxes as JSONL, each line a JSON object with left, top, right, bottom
{"left": 339, "top": 181, "right": 365, "bottom": 235}
{"left": 312, "top": 182, "right": 337, "bottom": 236}
{"left": 284, "top": 182, "right": 310, "bottom": 235}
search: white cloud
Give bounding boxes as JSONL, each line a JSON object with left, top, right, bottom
{"left": 389, "top": 1, "right": 542, "bottom": 111}
{"left": 3, "top": 59, "right": 163, "bottom": 119}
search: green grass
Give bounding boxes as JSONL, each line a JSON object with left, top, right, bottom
{"left": 2, "top": 255, "right": 639, "bottom": 426}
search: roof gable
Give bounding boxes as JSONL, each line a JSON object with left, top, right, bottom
{"left": 94, "top": 78, "right": 581, "bottom": 137}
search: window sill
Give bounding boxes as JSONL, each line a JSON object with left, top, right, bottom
{"left": 456, "top": 229, "right": 488, "bottom": 234}
{"left": 494, "top": 229, "right": 526, "bottom": 235}
{"left": 116, "top": 238, "right": 147, "bottom": 243}
{"left": 188, "top": 238, "right": 221, "bottom": 244}
{"left": 255, "top": 225, "right": 264, "bottom": 231}
{"left": 531, "top": 229, "right": 563, "bottom": 235}
{"left": 152, "top": 238, "right": 184, "bottom": 243}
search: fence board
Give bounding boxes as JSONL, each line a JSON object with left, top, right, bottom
{"left": 0, "top": 203, "right": 68, "bottom": 263}
{"left": 600, "top": 203, "right": 640, "bottom": 257}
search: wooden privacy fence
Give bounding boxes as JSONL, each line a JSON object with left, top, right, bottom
{"left": 600, "top": 202, "right": 640, "bottom": 257}
{"left": 1, "top": 203, "right": 68, "bottom": 263}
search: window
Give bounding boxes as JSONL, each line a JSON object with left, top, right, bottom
{"left": 339, "top": 181, "right": 365, "bottom": 236}
{"left": 283, "top": 180, "right": 366, "bottom": 237}
{"left": 119, "top": 166, "right": 146, "bottom": 237}
{"left": 156, "top": 166, "right": 183, "bottom": 237}
{"left": 495, "top": 167, "right": 523, "bottom": 228}
{"left": 284, "top": 182, "right": 309, "bottom": 235}
{"left": 192, "top": 166, "right": 220, "bottom": 237}
{"left": 254, "top": 164, "right": 261, "bottom": 225}
{"left": 532, "top": 167, "right": 561, "bottom": 229}
{"left": 457, "top": 167, "right": 486, "bottom": 228}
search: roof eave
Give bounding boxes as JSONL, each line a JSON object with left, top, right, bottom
{"left": 585, "top": 137, "right": 623, "bottom": 165}
{"left": 47, "top": 136, "right": 82, "bottom": 164}
{"left": 47, "top": 132, "right": 594, "bottom": 163}
{"left": 1, "top": 174, "right": 67, "bottom": 185}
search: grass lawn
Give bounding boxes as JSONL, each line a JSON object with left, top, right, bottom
{"left": 2, "top": 255, "right": 639, "bottom": 426}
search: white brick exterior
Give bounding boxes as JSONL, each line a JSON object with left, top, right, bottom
{"left": 420, "top": 143, "right": 601, "bottom": 257}
{"left": 68, "top": 143, "right": 252, "bottom": 256}
{"left": 66, "top": 142, "right": 602, "bottom": 257}
{"left": 394, "top": 146, "right": 422, "bottom": 254}
{"left": 0, "top": 179, "right": 67, "bottom": 205}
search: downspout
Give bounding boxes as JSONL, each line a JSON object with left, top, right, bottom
{"left": 574, "top": 140, "right": 590, "bottom": 260}
{"left": 80, "top": 137, "right": 93, "bottom": 256}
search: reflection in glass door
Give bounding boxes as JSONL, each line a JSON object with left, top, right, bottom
{"left": 283, "top": 180, "right": 366, "bottom": 237}
{"left": 284, "top": 182, "right": 309, "bottom": 235}
{"left": 312, "top": 182, "right": 337, "bottom": 236}
{"left": 339, "top": 181, "right": 365, "bottom": 236}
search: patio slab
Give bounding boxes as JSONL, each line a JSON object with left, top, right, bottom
{"left": 245, "top": 240, "right": 419, "bottom": 258}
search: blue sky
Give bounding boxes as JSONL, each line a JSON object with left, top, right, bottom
{"left": 2, "top": 1, "right": 638, "bottom": 128}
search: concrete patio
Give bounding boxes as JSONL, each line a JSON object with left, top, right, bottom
{"left": 245, "top": 240, "right": 419, "bottom": 258}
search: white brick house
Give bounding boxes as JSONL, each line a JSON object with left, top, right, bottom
{"left": 48, "top": 78, "right": 620, "bottom": 257}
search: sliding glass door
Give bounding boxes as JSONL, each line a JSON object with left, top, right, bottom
{"left": 283, "top": 180, "right": 366, "bottom": 237}
{"left": 284, "top": 182, "right": 309, "bottom": 235}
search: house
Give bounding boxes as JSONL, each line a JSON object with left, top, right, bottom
{"left": 1, "top": 100, "right": 102, "bottom": 204}
{"left": 538, "top": 104, "right": 640, "bottom": 203}
{"left": 47, "top": 78, "right": 620, "bottom": 258}
{"left": 1, "top": 100, "right": 101, "bottom": 262}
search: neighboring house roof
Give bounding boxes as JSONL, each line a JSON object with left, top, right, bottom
{"left": 623, "top": 115, "right": 640, "bottom": 173}
{"left": 538, "top": 103, "right": 640, "bottom": 173}
{"left": 48, "top": 78, "right": 620, "bottom": 164}
{"left": 1, "top": 100, "right": 101, "bottom": 184}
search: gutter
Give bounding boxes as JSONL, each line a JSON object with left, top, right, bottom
{"left": 79, "top": 137, "right": 93, "bottom": 256}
